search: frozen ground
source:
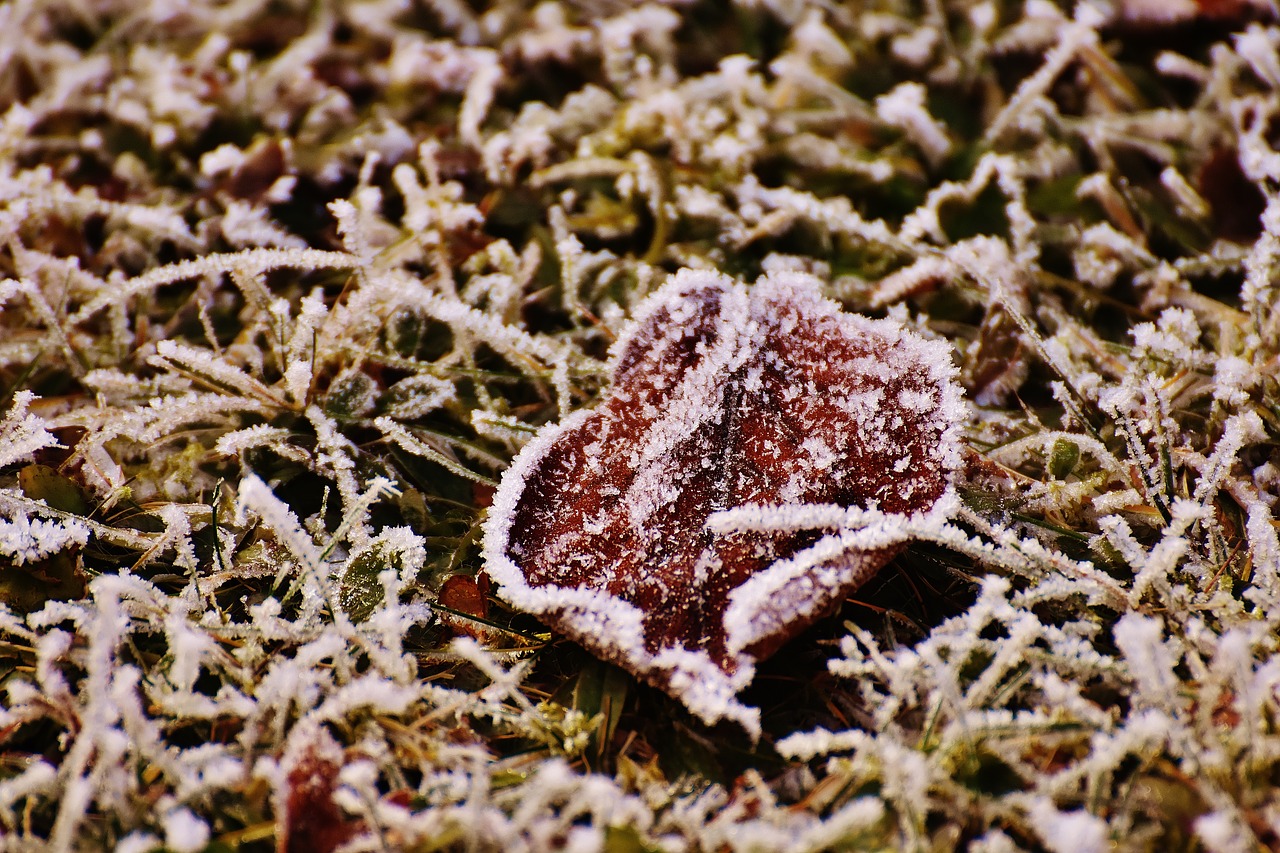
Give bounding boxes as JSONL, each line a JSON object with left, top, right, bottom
{"left": 2, "top": 1, "right": 1280, "bottom": 850}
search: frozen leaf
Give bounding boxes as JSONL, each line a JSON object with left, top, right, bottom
{"left": 380, "top": 373, "right": 456, "bottom": 420}
{"left": 18, "top": 465, "right": 87, "bottom": 515}
{"left": 337, "top": 548, "right": 388, "bottom": 624}
{"left": 0, "top": 511, "right": 88, "bottom": 611}
{"left": 1049, "top": 439, "right": 1081, "bottom": 479}
{"left": 337, "top": 527, "right": 426, "bottom": 623}
{"left": 323, "top": 368, "right": 377, "bottom": 419}
{"left": 483, "top": 269, "right": 964, "bottom": 735}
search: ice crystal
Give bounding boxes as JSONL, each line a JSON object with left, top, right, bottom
{"left": 0, "top": 511, "right": 89, "bottom": 566}
{"left": 0, "top": 391, "right": 58, "bottom": 470}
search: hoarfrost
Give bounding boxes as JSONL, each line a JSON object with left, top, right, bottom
{"left": 2, "top": 1, "right": 1280, "bottom": 849}
{"left": 0, "top": 391, "right": 59, "bottom": 469}
{"left": 161, "top": 809, "right": 210, "bottom": 853}
{"left": 1026, "top": 801, "right": 1109, "bottom": 853}
{"left": 0, "top": 511, "right": 90, "bottom": 565}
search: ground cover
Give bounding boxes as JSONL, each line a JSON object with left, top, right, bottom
{"left": 3, "top": 1, "right": 1280, "bottom": 850}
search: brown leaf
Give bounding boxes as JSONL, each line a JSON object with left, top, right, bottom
{"left": 961, "top": 305, "right": 1030, "bottom": 406}
{"left": 278, "top": 731, "right": 361, "bottom": 853}
{"left": 1198, "top": 147, "right": 1266, "bottom": 243}
{"left": 226, "top": 139, "right": 287, "bottom": 202}
{"left": 438, "top": 574, "right": 491, "bottom": 639}
{"left": 483, "top": 269, "right": 964, "bottom": 735}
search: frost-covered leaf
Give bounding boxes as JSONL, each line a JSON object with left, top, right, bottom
{"left": 483, "top": 269, "right": 964, "bottom": 734}
{"left": 0, "top": 511, "right": 88, "bottom": 611}
{"left": 337, "top": 526, "right": 426, "bottom": 623}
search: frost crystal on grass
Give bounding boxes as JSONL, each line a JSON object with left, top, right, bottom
{"left": 483, "top": 268, "right": 963, "bottom": 734}
{"left": 0, "top": 391, "right": 58, "bottom": 470}
{"left": 0, "top": 511, "right": 89, "bottom": 565}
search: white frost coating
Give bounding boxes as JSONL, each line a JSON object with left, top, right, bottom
{"left": 1247, "top": 502, "right": 1280, "bottom": 604}
{"left": 870, "top": 255, "right": 952, "bottom": 308}
{"left": 162, "top": 808, "right": 210, "bottom": 853}
{"left": 150, "top": 339, "right": 286, "bottom": 406}
{"left": 0, "top": 511, "right": 90, "bottom": 565}
{"left": 383, "top": 373, "right": 456, "bottom": 420}
{"left": 114, "top": 831, "right": 161, "bottom": 853}
{"left": 1027, "top": 800, "right": 1109, "bottom": 853}
{"left": 480, "top": 402, "right": 765, "bottom": 737}
{"left": 891, "top": 25, "right": 939, "bottom": 68}
{"left": 875, "top": 82, "right": 951, "bottom": 166}
{"left": 214, "top": 425, "right": 308, "bottom": 463}
{"left": 70, "top": 247, "right": 357, "bottom": 323}
{"left": 482, "top": 268, "right": 964, "bottom": 735}
{"left": 1120, "top": 0, "right": 1200, "bottom": 23}
{"left": 1114, "top": 613, "right": 1182, "bottom": 713}
{"left": 1195, "top": 809, "right": 1254, "bottom": 853}
{"left": 1212, "top": 356, "right": 1256, "bottom": 408}
{"left": 985, "top": 8, "right": 1100, "bottom": 143}
{"left": 198, "top": 142, "right": 245, "bottom": 176}
{"left": 236, "top": 473, "right": 332, "bottom": 623}
{"left": 0, "top": 391, "right": 59, "bottom": 469}
{"left": 788, "top": 797, "right": 885, "bottom": 852}
{"left": 1235, "top": 23, "right": 1280, "bottom": 90}
{"left": 0, "top": 760, "right": 57, "bottom": 822}
{"left": 219, "top": 200, "right": 306, "bottom": 249}
{"left": 719, "top": 494, "right": 961, "bottom": 656}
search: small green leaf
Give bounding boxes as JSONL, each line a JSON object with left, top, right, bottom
{"left": 323, "top": 368, "right": 377, "bottom": 418}
{"left": 338, "top": 549, "right": 386, "bottom": 623}
{"left": 19, "top": 465, "right": 88, "bottom": 515}
{"left": 1049, "top": 438, "right": 1080, "bottom": 479}
{"left": 570, "top": 658, "right": 629, "bottom": 761}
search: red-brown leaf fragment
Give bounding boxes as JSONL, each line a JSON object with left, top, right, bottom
{"left": 438, "top": 573, "right": 491, "bottom": 639}
{"left": 482, "top": 269, "right": 964, "bottom": 735}
{"left": 278, "top": 732, "right": 362, "bottom": 853}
